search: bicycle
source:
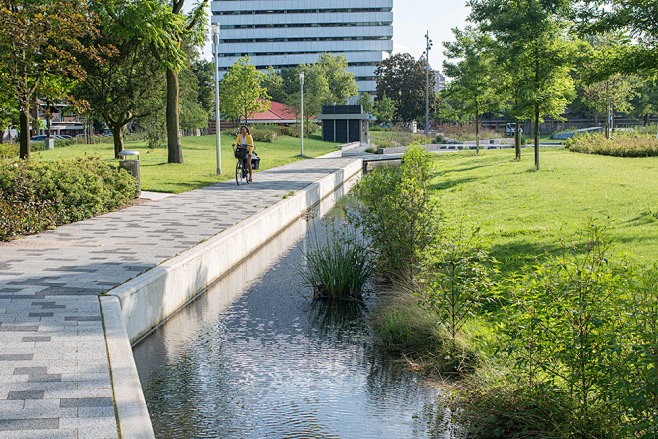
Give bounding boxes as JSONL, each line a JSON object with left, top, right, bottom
{"left": 232, "top": 143, "right": 253, "bottom": 186}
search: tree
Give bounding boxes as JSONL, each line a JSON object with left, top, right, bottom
{"left": 579, "top": 0, "right": 658, "bottom": 78}
{"left": 357, "top": 93, "right": 374, "bottom": 114}
{"left": 283, "top": 63, "right": 330, "bottom": 135}
{"left": 373, "top": 94, "right": 396, "bottom": 127}
{"left": 375, "top": 53, "right": 436, "bottom": 124}
{"left": 469, "top": 0, "right": 576, "bottom": 169}
{"left": 316, "top": 53, "right": 358, "bottom": 104}
{"left": 629, "top": 80, "right": 658, "bottom": 126}
{"left": 0, "top": 0, "right": 105, "bottom": 158}
{"left": 443, "top": 26, "right": 499, "bottom": 153}
{"left": 583, "top": 74, "right": 637, "bottom": 138}
{"left": 220, "top": 56, "right": 271, "bottom": 124}
{"left": 262, "top": 68, "right": 285, "bottom": 103}
{"left": 76, "top": 5, "right": 164, "bottom": 158}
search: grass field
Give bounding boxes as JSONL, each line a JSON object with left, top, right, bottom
{"left": 32, "top": 133, "right": 339, "bottom": 193}
{"left": 429, "top": 147, "right": 658, "bottom": 272}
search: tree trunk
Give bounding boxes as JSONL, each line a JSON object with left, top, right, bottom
{"left": 19, "top": 108, "right": 30, "bottom": 159}
{"left": 111, "top": 124, "right": 125, "bottom": 159}
{"left": 166, "top": 68, "right": 183, "bottom": 163}
{"left": 46, "top": 107, "right": 52, "bottom": 148}
{"left": 534, "top": 104, "right": 540, "bottom": 170}
{"left": 514, "top": 118, "right": 521, "bottom": 161}
{"left": 475, "top": 110, "right": 480, "bottom": 155}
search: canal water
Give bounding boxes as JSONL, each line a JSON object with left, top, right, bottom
{"left": 134, "top": 206, "right": 453, "bottom": 439}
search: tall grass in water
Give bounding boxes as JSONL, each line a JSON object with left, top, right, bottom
{"left": 300, "top": 217, "right": 373, "bottom": 301}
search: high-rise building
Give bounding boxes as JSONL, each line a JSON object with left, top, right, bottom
{"left": 211, "top": 0, "right": 393, "bottom": 95}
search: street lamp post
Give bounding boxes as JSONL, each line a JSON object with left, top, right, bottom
{"left": 300, "top": 71, "right": 304, "bottom": 157}
{"left": 212, "top": 24, "right": 221, "bottom": 175}
{"left": 424, "top": 31, "right": 433, "bottom": 135}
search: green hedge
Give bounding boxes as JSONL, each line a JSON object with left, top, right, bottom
{"left": 566, "top": 133, "right": 658, "bottom": 157}
{"left": 0, "top": 157, "right": 136, "bottom": 240}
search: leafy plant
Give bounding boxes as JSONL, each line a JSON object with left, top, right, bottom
{"left": 566, "top": 132, "right": 658, "bottom": 157}
{"left": 353, "top": 146, "right": 438, "bottom": 281}
{"left": 300, "top": 218, "right": 373, "bottom": 301}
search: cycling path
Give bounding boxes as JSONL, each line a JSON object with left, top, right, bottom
{"left": 0, "top": 156, "right": 360, "bottom": 439}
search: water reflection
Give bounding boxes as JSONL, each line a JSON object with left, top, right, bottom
{"left": 134, "top": 207, "right": 454, "bottom": 438}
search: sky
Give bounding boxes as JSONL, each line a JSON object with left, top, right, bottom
{"left": 200, "top": 0, "right": 471, "bottom": 73}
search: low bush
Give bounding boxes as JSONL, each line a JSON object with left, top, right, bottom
{"left": 300, "top": 218, "right": 373, "bottom": 301}
{"left": 437, "top": 123, "right": 499, "bottom": 141}
{"left": 566, "top": 132, "right": 658, "bottom": 157}
{"left": 0, "top": 157, "right": 136, "bottom": 240}
{"left": 0, "top": 143, "right": 18, "bottom": 159}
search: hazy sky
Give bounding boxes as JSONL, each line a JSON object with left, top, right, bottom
{"left": 201, "top": 1, "right": 471, "bottom": 72}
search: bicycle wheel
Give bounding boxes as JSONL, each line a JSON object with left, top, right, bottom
{"left": 235, "top": 160, "right": 244, "bottom": 186}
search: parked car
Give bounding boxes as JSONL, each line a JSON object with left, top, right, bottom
{"left": 30, "top": 135, "right": 47, "bottom": 141}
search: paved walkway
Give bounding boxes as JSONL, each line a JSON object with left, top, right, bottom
{"left": 0, "top": 156, "right": 358, "bottom": 439}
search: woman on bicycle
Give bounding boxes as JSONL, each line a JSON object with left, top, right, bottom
{"left": 232, "top": 125, "right": 255, "bottom": 182}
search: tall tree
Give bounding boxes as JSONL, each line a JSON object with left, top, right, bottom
{"left": 0, "top": 0, "right": 105, "bottom": 158}
{"left": 469, "top": 0, "right": 576, "bottom": 169}
{"left": 316, "top": 53, "right": 358, "bottom": 105}
{"left": 375, "top": 53, "right": 435, "bottom": 124}
{"left": 443, "top": 26, "right": 499, "bottom": 153}
{"left": 220, "top": 56, "right": 271, "bottom": 124}
{"left": 579, "top": 0, "right": 658, "bottom": 78}
{"left": 357, "top": 93, "right": 374, "bottom": 114}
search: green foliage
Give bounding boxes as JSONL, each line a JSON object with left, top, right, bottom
{"left": 566, "top": 132, "right": 658, "bottom": 157}
{"left": 372, "top": 94, "right": 397, "bottom": 127}
{"left": 498, "top": 225, "right": 639, "bottom": 436}
{"left": 0, "top": 143, "right": 18, "bottom": 159}
{"left": 353, "top": 146, "right": 438, "bottom": 281}
{"left": 356, "top": 93, "right": 374, "bottom": 114}
{"left": 300, "top": 218, "right": 373, "bottom": 301}
{"left": 417, "top": 224, "right": 497, "bottom": 347}
{"left": 375, "top": 53, "right": 435, "bottom": 124}
{"left": 229, "top": 125, "right": 279, "bottom": 143}
{"left": 220, "top": 56, "right": 271, "bottom": 123}
{"left": 0, "top": 157, "right": 135, "bottom": 240}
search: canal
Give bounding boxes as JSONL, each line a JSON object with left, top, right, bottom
{"left": 133, "top": 206, "right": 452, "bottom": 438}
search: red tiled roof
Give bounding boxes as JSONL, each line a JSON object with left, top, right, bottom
{"left": 248, "top": 100, "right": 314, "bottom": 121}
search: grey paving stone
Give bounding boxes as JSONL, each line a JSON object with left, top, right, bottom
{"left": 0, "top": 418, "right": 58, "bottom": 431}
{"left": 59, "top": 397, "right": 113, "bottom": 408}
{"left": 13, "top": 367, "right": 47, "bottom": 375}
{"left": 0, "top": 355, "right": 33, "bottom": 361}
{"left": 20, "top": 337, "right": 51, "bottom": 343}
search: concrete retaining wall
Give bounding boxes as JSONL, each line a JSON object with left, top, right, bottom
{"left": 109, "top": 158, "right": 362, "bottom": 343}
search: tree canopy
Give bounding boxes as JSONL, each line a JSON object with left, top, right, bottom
{"left": 220, "top": 56, "right": 271, "bottom": 124}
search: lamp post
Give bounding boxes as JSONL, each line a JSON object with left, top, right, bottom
{"left": 212, "top": 24, "right": 221, "bottom": 175}
{"left": 299, "top": 71, "right": 304, "bottom": 157}
{"left": 424, "top": 31, "right": 433, "bottom": 135}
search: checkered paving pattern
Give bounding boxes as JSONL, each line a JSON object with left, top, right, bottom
{"left": 0, "top": 157, "right": 359, "bottom": 438}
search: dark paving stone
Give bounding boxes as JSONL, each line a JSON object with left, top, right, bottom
{"left": 0, "top": 326, "right": 39, "bottom": 332}
{"left": 41, "top": 287, "right": 99, "bottom": 296}
{"left": 0, "top": 354, "right": 34, "bottom": 361}
{"left": 21, "top": 336, "right": 51, "bottom": 342}
{"left": 60, "top": 397, "right": 113, "bottom": 408}
{"left": 0, "top": 288, "right": 22, "bottom": 293}
{"left": 8, "top": 390, "right": 44, "bottom": 400}
{"left": 28, "top": 312, "right": 54, "bottom": 318}
{"left": 0, "top": 295, "right": 45, "bottom": 300}
{"left": 32, "top": 302, "right": 65, "bottom": 309}
{"left": 0, "top": 418, "right": 58, "bottom": 431}
{"left": 45, "top": 267, "right": 97, "bottom": 273}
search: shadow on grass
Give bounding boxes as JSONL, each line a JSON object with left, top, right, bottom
{"left": 428, "top": 177, "right": 479, "bottom": 191}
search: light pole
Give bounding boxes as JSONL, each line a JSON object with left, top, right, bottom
{"left": 299, "top": 71, "right": 304, "bottom": 157}
{"left": 212, "top": 24, "right": 221, "bottom": 175}
{"left": 424, "top": 31, "right": 433, "bottom": 135}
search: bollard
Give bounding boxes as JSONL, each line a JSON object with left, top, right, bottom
{"left": 118, "top": 150, "right": 141, "bottom": 198}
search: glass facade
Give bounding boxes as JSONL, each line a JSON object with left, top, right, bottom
{"left": 211, "top": 0, "right": 394, "bottom": 95}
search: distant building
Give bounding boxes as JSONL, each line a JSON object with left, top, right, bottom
{"left": 433, "top": 70, "right": 446, "bottom": 92}
{"left": 211, "top": 0, "right": 394, "bottom": 95}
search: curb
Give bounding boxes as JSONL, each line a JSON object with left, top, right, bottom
{"left": 100, "top": 295, "right": 155, "bottom": 439}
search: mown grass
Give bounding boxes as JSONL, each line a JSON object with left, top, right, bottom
{"left": 32, "top": 133, "right": 339, "bottom": 193}
{"left": 429, "top": 146, "right": 658, "bottom": 273}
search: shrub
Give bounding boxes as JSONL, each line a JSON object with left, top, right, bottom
{"left": 300, "top": 217, "right": 373, "bottom": 301}
{"left": 0, "top": 157, "right": 136, "bottom": 240}
{"left": 566, "top": 132, "right": 658, "bottom": 157}
{"left": 352, "top": 146, "right": 438, "bottom": 281}
{"left": 0, "top": 143, "right": 18, "bottom": 159}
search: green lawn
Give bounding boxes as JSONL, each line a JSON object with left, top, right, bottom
{"left": 429, "top": 147, "right": 658, "bottom": 272}
{"left": 32, "top": 133, "right": 339, "bottom": 193}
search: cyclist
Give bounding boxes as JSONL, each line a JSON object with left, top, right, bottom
{"left": 232, "top": 125, "right": 254, "bottom": 182}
